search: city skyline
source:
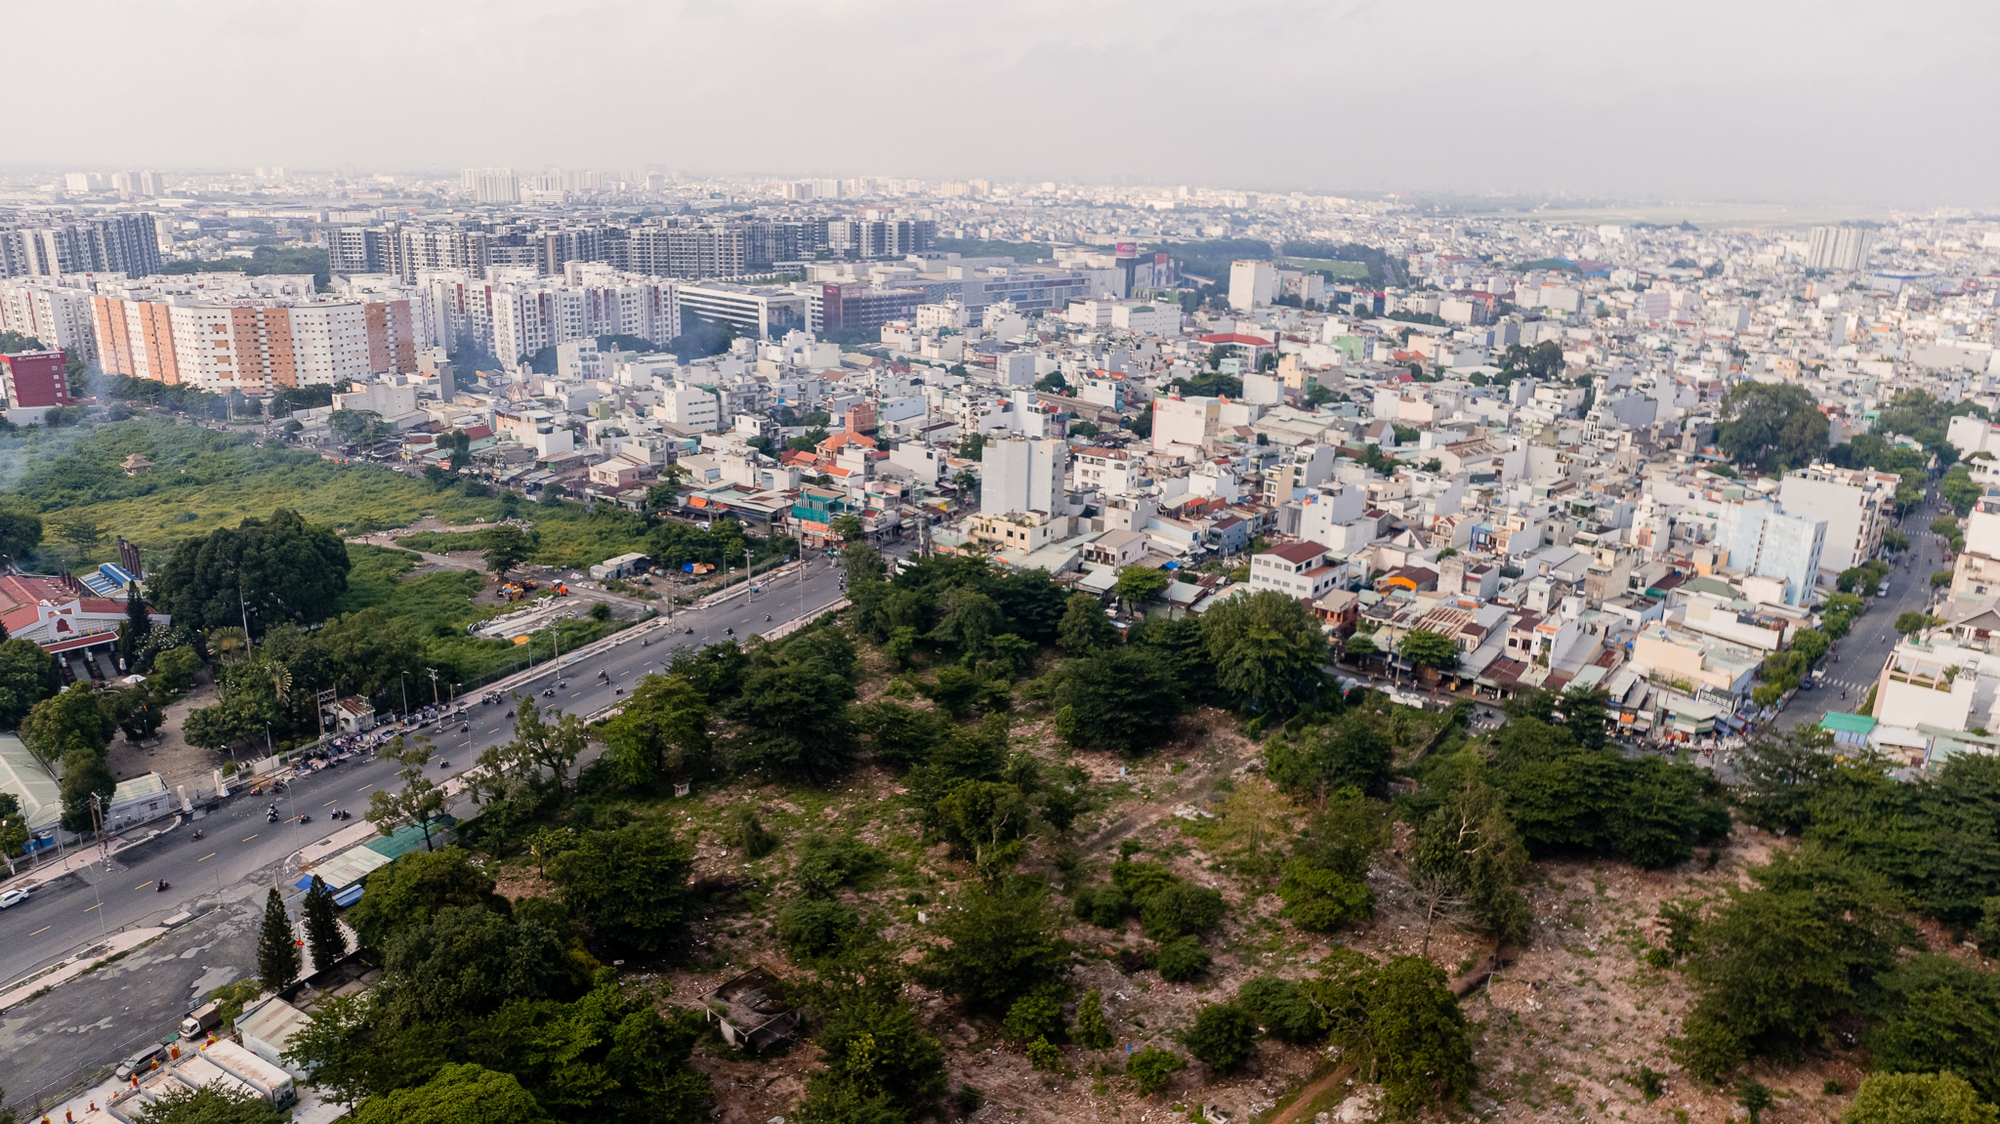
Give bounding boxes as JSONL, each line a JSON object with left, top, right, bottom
{"left": 5, "top": 1, "right": 1998, "bottom": 208}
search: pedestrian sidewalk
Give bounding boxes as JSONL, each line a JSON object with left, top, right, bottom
{"left": 7, "top": 819, "right": 181, "bottom": 895}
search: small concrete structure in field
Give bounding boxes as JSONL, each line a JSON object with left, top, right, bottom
{"left": 696, "top": 967, "right": 802, "bottom": 1051}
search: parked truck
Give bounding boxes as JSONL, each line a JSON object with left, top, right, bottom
{"left": 179, "top": 1001, "right": 222, "bottom": 1038}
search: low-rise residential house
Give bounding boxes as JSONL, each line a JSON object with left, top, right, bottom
{"left": 1251, "top": 541, "right": 1346, "bottom": 601}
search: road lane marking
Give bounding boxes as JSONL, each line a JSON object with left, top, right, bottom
{"left": 242, "top": 834, "right": 258, "bottom": 842}
{"left": 135, "top": 880, "right": 156, "bottom": 890}
{"left": 487, "top": 727, "right": 501, "bottom": 735}
{"left": 83, "top": 904, "right": 100, "bottom": 913}
{"left": 323, "top": 799, "right": 338, "bottom": 807}
{"left": 357, "top": 783, "right": 374, "bottom": 791}
{"left": 197, "top": 852, "right": 216, "bottom": 862}
{"left": 29, "top": 925, "right": 49, "bottom": 936}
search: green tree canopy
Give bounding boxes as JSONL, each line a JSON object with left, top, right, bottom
{"left": 148, "top": 508, "right": 352, "bottom": 633}
{"left": 546, "top": 822, "right": 696, "bottom": 958}
{"left": 345, "top": 846, "right": 509, "bottom": 954}
{"left": 1052, "top": 646, "right": 1182, "bottom": 755}
{"left": 1200, "top": 590, "right": 1329, "bottom": 717}
{"left": 1715, "top": 382, "right": 1829, "bottom": 472}
{"left": 0, "top": 637, "right": 59, "bottom": 729}
{"left": 1676, "top": 845, "right": 1910, "bottom": 1080}
{"left": 22, "top": 681, "right": 112, "bottom": 765}
{"left": 258, "top": 887, "right": 300, "bottom": 991}
{"left": 352, "top": 1063, "right": 550, "bottom": 1124}
{"left": 1180, "top": 1002, "right": 1258, "bottom": 1072}
{"left": 1303, "top": 951, "right": 1474, "bottom": 1119}
{"left": 1399, "top": 629, "right": 1460, "bottom": 671}
{"left": 1112, "top": 565, "right": 1172, "bottom": 609}
{"left": 1842, "top": 1073, "right": 1998, "bottom": 1124}
{"left": 1056, "top": 592, "right": 1116, "bottom": 655}
{"left": 131, "top": 1084, "right": 289, "bottom": 1124}
{"left": 480, "top": 525, "right": 531, "bottom": 578}
{"left": 598, "top": 674, "right": 714, "bottom": 788}
{"left": 918, "top": 881, "right": 1070, "bottom": 1014}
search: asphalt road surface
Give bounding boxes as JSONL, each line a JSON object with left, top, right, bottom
{"left": 1778, "top": 497, "right": 1948, "bottom": 730}
{"left": 0, "top": 546, "right": 867, "bottom": 1003}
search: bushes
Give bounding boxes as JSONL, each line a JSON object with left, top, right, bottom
{"left": 777, "top": 899, "right": 862, "bottom": 962}
{"left": 918, "top": 881, "right": 1070, "bottom": 1014}
{"left": 1180, "top": 1003, "right": 1257, "bottom": 1072}
{"left": 1237, "top": 977, "right": 1324, "bottom": 1043}
{"left": 1001, "top": 988, "right": 1065, "bottom": 1043}
{"left": 1843, "top": 1073, "right": 1997, "bottom": 1124}
{"left": 1073, "top": 988, "right": 1115, "bottom": 1049}
{"left": 1154, "top": 937, "right": 1212, "bottom": 982}
{"left": 1126, "top": 1046, "right": 1187, "bottom": 1095}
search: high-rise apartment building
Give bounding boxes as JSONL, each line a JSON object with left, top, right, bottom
{"left": 0, "top": 277, "right": 100, "bottom": 361}
{"left": 1806, "top": 225, "right": 1869, "bottom": 272}
{"left": 90, "top": 274, "right": 434, "bottom": 394}
{"left": 424, "top": 268, "right": 677, "bottom": 361}
{"left": 1229, "top": 260, "right": 1277, "bottom": 310}
{"left": 461, "top": 168, "right": 519, "bottom": 205}
{"left": 0, "top": 213, "right": 161, "bottom": 279}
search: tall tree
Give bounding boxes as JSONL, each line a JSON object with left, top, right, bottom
{"left": 545, "top": 822, "right": 696, "bottom": 957}
{"left": 58, "top": 745, "right": 116, "bottom": 836}
{"left": 596, "top": 675, "right": 713, "bottom": 788}
{"left": 148, "top": 509, "right": 351, "bottom": 634}
{"left": 0, "top": 637, "right": 59, "bottom": 729}
{"left": 258, "top": 887, "right": 300, "bottom": 991}
{"left": 1715, "top": 382, "right": 1829, "bottom": 472}
{"left": 1056, "top": 592, "right": 1116, "bottom": 655}
{"left": 302, "top": 874, "right": 345, "bottom": 975}
{"left": 480, "top": 525, "right": 532, "bottom": 580}
{"left": 1200, "top": 590, "right": 1329, "bottom": 716}
{"left": 366, "top": 735, "right": 448, "bottom": 852}
{"left": 1053, "top": 646, "right": 1182, "bottom": 755}
{"left": 23, "top": 682, "right": 113, "bottom": 765}
{"left": 120, "top": 582, "right": 152, "bottom": 669}
{"left": 0, "top": 510, "right": 42, "bottom": 566}
{"left": 476, "top": 700, "right": 588, "bottom": 797}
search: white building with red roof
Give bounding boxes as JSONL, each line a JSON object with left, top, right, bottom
{"left": 0, "top": 574, "right": 170, "bottom": 665}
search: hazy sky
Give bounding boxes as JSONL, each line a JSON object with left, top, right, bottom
{"left": 8, "top": 1, "right": 1998, "bottom": 207}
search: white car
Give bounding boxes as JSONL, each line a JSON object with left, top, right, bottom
{"left": 0, "top": 888, "right": 30, "bottom": 909}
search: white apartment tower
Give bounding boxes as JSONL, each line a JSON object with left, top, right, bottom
{"left": 1228, "top": 260, "right": 1277, "bottom": 311}
{"left": 1805, "top": 226, "right": 1869, "bottom": 272}
{"left": 461, "top": 168, "right": 520, "bottom": 205}
{"left": 981, "top": 436, "right": 1065, "bottom": 518}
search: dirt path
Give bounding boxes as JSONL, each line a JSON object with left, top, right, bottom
{"left": 1265, "top": 1063, "right": 1358, "bottom": 1124}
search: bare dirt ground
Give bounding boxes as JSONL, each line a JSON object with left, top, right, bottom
{"left": 502, "top": 680, "right": 1929, "bottom": 1124}
{"left": 106, "top": 676, "right": 227, "bottom": 796}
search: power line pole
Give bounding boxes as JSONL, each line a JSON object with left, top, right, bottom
{"left": 426, "top": 667, "right": 441, "bottom": 709}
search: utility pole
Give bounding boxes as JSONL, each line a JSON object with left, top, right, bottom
{"left": 426, "top": 667, "right": 441, "bottom": 708}
{"left": 86, "top": 795, "right": 108, "bottom": 940}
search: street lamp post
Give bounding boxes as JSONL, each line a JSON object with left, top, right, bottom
{"left": 398, "top": 672, "right": 410, "bottom": 719}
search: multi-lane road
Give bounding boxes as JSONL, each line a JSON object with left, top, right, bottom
{"left": 0, "top": 546, "right": 866, "bottom": 992}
